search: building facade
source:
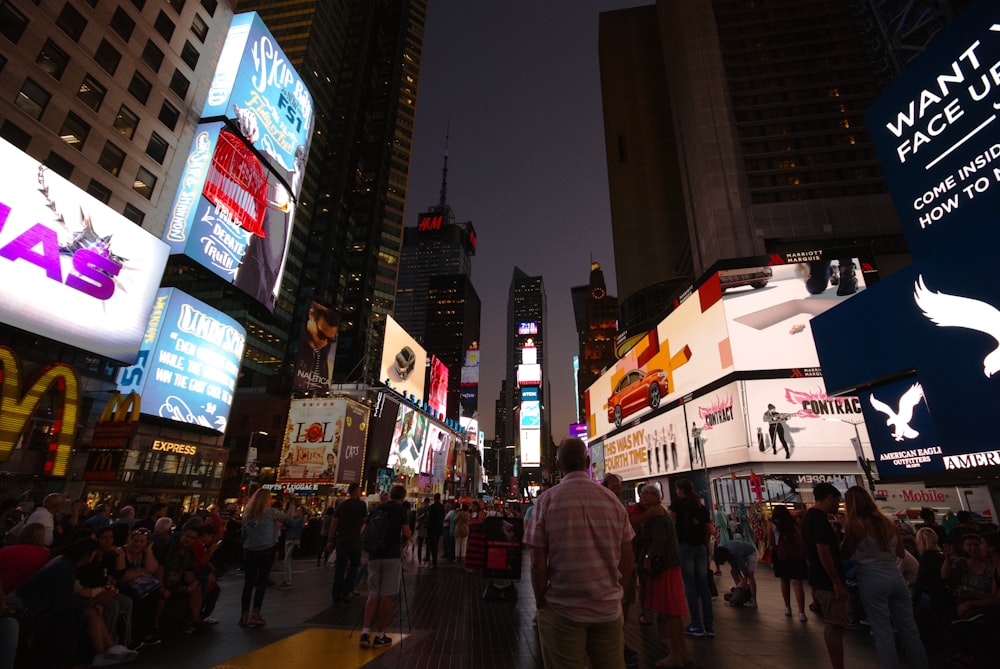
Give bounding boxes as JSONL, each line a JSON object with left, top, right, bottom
{"left": 571, "top": 261, "right": 618, "bottom": 423}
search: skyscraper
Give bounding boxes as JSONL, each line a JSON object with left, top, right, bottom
{"left": 571, "top": 261, "right": 618, "bottom": 422}
{"left": 599, "top": 0, "right": 922, "bottom": 341}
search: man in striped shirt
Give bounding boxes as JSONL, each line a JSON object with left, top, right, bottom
{"left": 525, "top": 438, "right": 635, "bottom": 669}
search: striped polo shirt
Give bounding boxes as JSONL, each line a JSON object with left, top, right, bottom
{"left": 525, "top": 471, "right": 635, "bottom": 623}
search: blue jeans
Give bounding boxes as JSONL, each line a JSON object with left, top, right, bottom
{"left": 857, "top": 563, "right": 928, "bottom": 669}
{"left": 678, "top": 543, "right": 713, "bottom": 630}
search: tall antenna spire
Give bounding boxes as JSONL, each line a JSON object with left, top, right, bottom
{"left": 438, "top": 121, "right": 450, "bottom": 209}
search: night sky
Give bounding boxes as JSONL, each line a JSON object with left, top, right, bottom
{"left": 407, "top": 0, "right": 643, "bottom": 442}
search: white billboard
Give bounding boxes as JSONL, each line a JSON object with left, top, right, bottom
{"left": 0, "top": 139, "right": 169, "bottom": 363}
{"left": 520, "top": 428, "right": 541, "bottom": 467}
{"left": 691, "top": 381, "right": 748, "bottom": 469}
{"left": 380, "top": 315, "right": 427, "bottom": 401}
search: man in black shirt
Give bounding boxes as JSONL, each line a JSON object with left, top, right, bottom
{"left": 359, "top": 485, "right": 411, "bottom": 650}
{"left": 329, "top": 483, "right": 368, "bottom": 604}
{"left": 426, "top": 493, "right": 445, "bottom": 569}
{"left": 803, "top": 483, "right": 848, "bottom": 669}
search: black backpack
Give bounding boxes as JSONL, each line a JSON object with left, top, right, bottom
{"left": 362, "top": 506, "right": 389, "bottom": 554}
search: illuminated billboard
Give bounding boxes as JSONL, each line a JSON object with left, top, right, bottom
{"left": 421, "top": 423, "right": 451, "bottom": 481}
{"left": 279, "top": 397, "right": 369, "bottom": 483}
{"left": 380, "top": 315, "right": 428, "bottom": 401}
{"left": 427, "top": 356, "right": 449, "bottom": 419}
{"left": 386, "top": 403, "right": 428, "bottom": 470}
{"left": 0, "top": 139, "right": 169, "bottom": 364}
{"left": 857, "top": 377, "right": 943, "bottom": 479}
{"left": 518, "top": 322, "right": 538, "bottom": 335}
{"left": 864, "top": 0, "right": 1000, "bottom": 258}
{"left": 520, "top": 400, "right": 541, "bottom": 429}
{"left": 116, "top": 288, "right": 246, "bottom": 432}
{"left": 690, "top": 382, "right": 747, "bottom": 470}
{"left": 520, "top": 428, "right": 541, "bottom": 467}
{"left": 290, "top": 299, "right": 339, "bottom": 395}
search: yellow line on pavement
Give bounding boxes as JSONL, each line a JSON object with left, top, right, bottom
{"left": 211, "top": 628, "right": 408, "bottom": 669}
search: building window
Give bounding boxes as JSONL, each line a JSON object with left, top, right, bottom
{"left": 87, "top": 179, "right": 112, "bottom": 204}
{"left": 158, "top": 100, "right": 179, "bottom": 131}
{"left": 36, "top": 40, "right": 70, "bottom": 80}
{"left": 45, "top": 152, "right": 74, "bottom": 179}
{"left": 145, "top": 133, "right": 168, "bottom": 164}
{"left": 130, "top": 0, "right": 146, "bottom": 10}
{"left": 123, "top": 203, "right": 145, "bottom": 225}
{"left": 180, "top": 41, "right": 199, "bottom": 69}
{"left": 109, "top": 7, "right": 135, "bottom": 42}
{"left": 0, "top": 2, "right": 29, "bottom": 43}
{"left": 94, "top": 39, "right": 121, "bottom": 75}
{"left": 76, "top": 74, "right": 106, "bottom": 111}
{"left": 128, "top": 71, "right": 151, "bottom": 104}
{"left": 169, "top": 69, "right": 189, "bottom": 99}
{"left": 0, "top": 120, "right": 31, "bottom": 150}
{"left": 166, "top": 0, "right": 185, "bottom": 13}
{"left": 58, "top": 111, "right": 90, "bottom": 149}
{"left": 15, "top": 78, "right": 51, "bottom": 120}
{"left": 132, "top": 166, "right": 156, "bottom": 199}
{"left": 191, "top": 13, "right": 208, "bottom": 42}
{"left": 200, "top": 0, "right": 217, "bottom": 16}
{"left": 113, "top": 105, "right": 139, "bottom": 140}
{"left": 98, "top": 141, "right": 126, "bottom": 176}
{"left": 55, "top": 3, "right": 86, "bottom": 41}
{"left": 141, "top": 40, "right": 164, "bottom": 72}
{"left": 154, "top": 11, "right": 175, "bottom": 42}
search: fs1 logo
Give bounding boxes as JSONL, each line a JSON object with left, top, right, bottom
{"left": 0, "top": 199, "right": 124, "bottom": 300}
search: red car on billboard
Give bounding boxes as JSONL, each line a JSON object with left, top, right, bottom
{"left": 607, "top": 369, "right": 669, "bottom": 427}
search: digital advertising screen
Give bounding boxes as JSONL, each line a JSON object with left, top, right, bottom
{"left": 858, "top": 377, "right": 946, "bottom": 479}
{"left": 279, "top": 397, "right": 369, "bottom": 483}
{"left": 864, "top": 0, "right": 1000, "bottom": 258}
{"left": 519, "top": 400, "right": 541, "bottom": 428}
{"left": 519, "top": 427, "right": 541, "bottom": 467}
{"left": 290, "top": 299, "right": 339, "bottom": 395}
{"left": 380, "top": 316, "right": 428, "bottom": 401}
{"left": 518, "top": 322, "right": 538, "bottom": 335}
{"left": 386, "top": 403, "right": 428, "bottom": 471}
{"left": 0, "top": 139, "right": 169, "bottom": 364}
{"left": 420, "top": 423, "right": 451, "bottom": 479}
{"left": 743, "top": 377, "right": 869, "bottom": 466}
{"left": 427, "top": 355, "right": 449, "bottom": 419}
{"left": 116, "top": 288, "right": 246, "bottom": 432}
{"left": 690, "top": 381, "right": 747, "bottom": 470}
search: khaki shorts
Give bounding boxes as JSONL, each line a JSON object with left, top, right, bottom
{"left": 814, "top": 588, "right": 848, "bottom": 627}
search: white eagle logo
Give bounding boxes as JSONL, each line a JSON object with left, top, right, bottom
{"left": 869, "top": 383, "right": 924, "bottom": 442}
{"left": 914, "top": 275, "right": 1000, "bottom": 378}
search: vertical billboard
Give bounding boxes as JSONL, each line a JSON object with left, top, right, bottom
{"left": 116, "top": 288, "right": 246, "bottom": 432}
{"left": 690, "top": 381, "right": 747, "bottom": 470}
{"left": 460, "top": 342, "right": 480, "bottom": 416}
{"left": 0, "top": 139, "right": 170, "bottom": 363}
{"left": 386, "top": 403, "right": 428, "bottom": 470}
{"left": 279, "top": 397, "right": 369, "bottom": 483}
{"left": 857, "top": 376, "right": 946, "bottom": 479}
{"left": 427, "top": 355, "right": 449, "bottom": 419}
{"left": 380, "top": 316, "right": 428, "bottom": 401}
{"left": 164, "top": 12, "right": 314, "bottom": 312}
{"left": 290, "top": 299, "right": 339, "bottom": 395}
{"left": 422, "top": 423, "right": 452, "bottom": 482}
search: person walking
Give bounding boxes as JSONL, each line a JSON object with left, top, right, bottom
{"left": 767, "top": 505, "right": 809, "bottom": 621}
{"left": 842, "top": 486, "right": 928, "bottom": 669}
{"left": 454, "top": 504, "right": 470, "bottom": 562}
{"left": 317, "top": 507, "right": 335, "bottom": 567}
{"left": 442, "top": 502, "right": 456, "bottom": 561}
{"left": 415, "top": 498, "right": 430, "bottom": 566}
{"left": 239, "top": 488, "right": 291, "bottom": 628}
{"left": 803, "top": 483, "right": 849, "bottom": 669}
{"left": 524, "top": 438, "right": 634, "bottom": 669}
{"left": 359, "top": 485, "right": 411, "bottom": 650}
{"left": 426, "top": 493, "right": 445, "bottom": 569}
{"left": 281, "top": 506, "right": 305, "bottom": 588}
{"left": 670, "top": 479, "right": 714, "bottom": 637}
{"left": 329, "top": 483, "right": 368, "bottom": 604}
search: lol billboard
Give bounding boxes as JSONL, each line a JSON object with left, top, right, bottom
{"left": 279, "top": 397, "right": 369, "bottom": 484}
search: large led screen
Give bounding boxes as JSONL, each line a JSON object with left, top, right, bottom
{"left": 427, "top": 355, "right": 448, "bottom": 419}
{"left": 380, "top": 316, "right": 427, "bottom": 401}
{"left": 604, "top": 405, "right": 692, "bottom": 482}
{"left": 386, "top": 403, "right": 428, "bottom": 471}
{"left": 722, "top": 254, "right": 870, "bottom": 372}
{"left": 520, "top": 428, "right": 541, "bottom": 467}
{"left": 744, "top": 377, "right": 868, "bottom": 465}
{"left": 116, "top": 288, "right": 246, "bottom": 432}
{"left": 864, "top": 0, "right": 1000, "bottom": 258}
{"left": 0, "top": 139, "right": 169, "bottom": 363}
{"left": 290, "top": 299, "right": 339, "bottom": 395}
{"left": 690, "top": 381, "right": 747, "bottom": 470}
{"left": 585, "top": 277, "right": 730, "bottom": 438}
{"left": 279, "top": 398, "right": 368, "bottom": 484}
{"left": 421, "top": 423, "right": 451, "bottom": 482}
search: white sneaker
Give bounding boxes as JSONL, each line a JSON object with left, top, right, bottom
{"left": 784, "top": 607, "right": 792, "bottom": 617}
{"left": 799, "top": 612, "right": 808, "bottom": 622}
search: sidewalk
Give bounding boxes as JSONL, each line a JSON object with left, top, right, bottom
{"left": 129, "top": 555, "right": 883, "bottom": 669}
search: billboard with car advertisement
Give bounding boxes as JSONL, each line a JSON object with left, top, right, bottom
{"left": 380, "top": 316, "right": 427, "bottom": 402}
{"left": 116, "top": 288, "right": 246, "bottom": 432}
{"left": 585, "top": 277, "right": 730, "bottom": 438}
{"left": 386, "top": 402, "right": 428, "bottom": 471}
{"left": 0, "top": 139, "right": 169, "bottom": 364}
{"left": 279, "top": 397, "right": 368, "bottom": 483}
{"left": 744, "top": 377, "right": 868, "bottom": 465}
{"left": 864, "top": 0, "right": 1000, "bottom": 259}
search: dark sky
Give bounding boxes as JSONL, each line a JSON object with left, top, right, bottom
{"left": 407, "top": 0, "right": 644, "bottom": 442}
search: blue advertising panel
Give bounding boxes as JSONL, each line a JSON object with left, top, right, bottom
{"left": 203, "top": 13, "right": 314, "bottom": 187}
{"left": 864, "top": 0, "right": 1000, "bottom": 258}
{"left": 116, "top": 288, "right": 246, "bottom": 432}
{"left": 858, "top": 377, "right": 943, "bottom": 479}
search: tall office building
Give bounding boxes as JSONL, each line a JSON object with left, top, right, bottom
{"left": 505, "top": 267, "right": 549, "bottom": 479}
{"left": 424, "top": 273, "right": 480, "bottom": 420}
{"left": 599, "top": 0, "right": 924, "bottom": 342}
{"left": 571, "top": 261, "right": 618, "bottom": 422}
{"left": 238, "top": 0, "right": 427, "bottom": 389}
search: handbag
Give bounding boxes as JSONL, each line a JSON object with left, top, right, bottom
{"left": 123, "top": 573, "right": 161, "bottom": 598}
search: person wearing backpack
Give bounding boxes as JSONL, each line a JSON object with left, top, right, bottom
{"left": 359, "top": 485, "right": 411, "bottom": 650}
{"left": 669, "top": 478, "right": 714, "bottom": 638}
{"left": 767, "top": 505, "right": 809, "bottom": 621}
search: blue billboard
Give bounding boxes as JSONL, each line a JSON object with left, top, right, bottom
{"left": 116, "top": 288, "right": 246, "bottom": 432}
{"left": 858, "top": 377, "right": 943, "bottom": 479}
{"left": 865, "top": 0, "right": 1000, "bottom": 258}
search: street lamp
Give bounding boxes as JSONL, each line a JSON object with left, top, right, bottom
{"left": 245, "top": 430, "right": 268, "bottom": 493}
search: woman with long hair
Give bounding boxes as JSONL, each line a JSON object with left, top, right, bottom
{"left": 767, "top": 505, "right": 808, "bottom": 620}
{"left": 239, "top": 489, "right": 290, "bottom": 628}
{"left": 842, "top": 486, "right": 927, "bottom": 669}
